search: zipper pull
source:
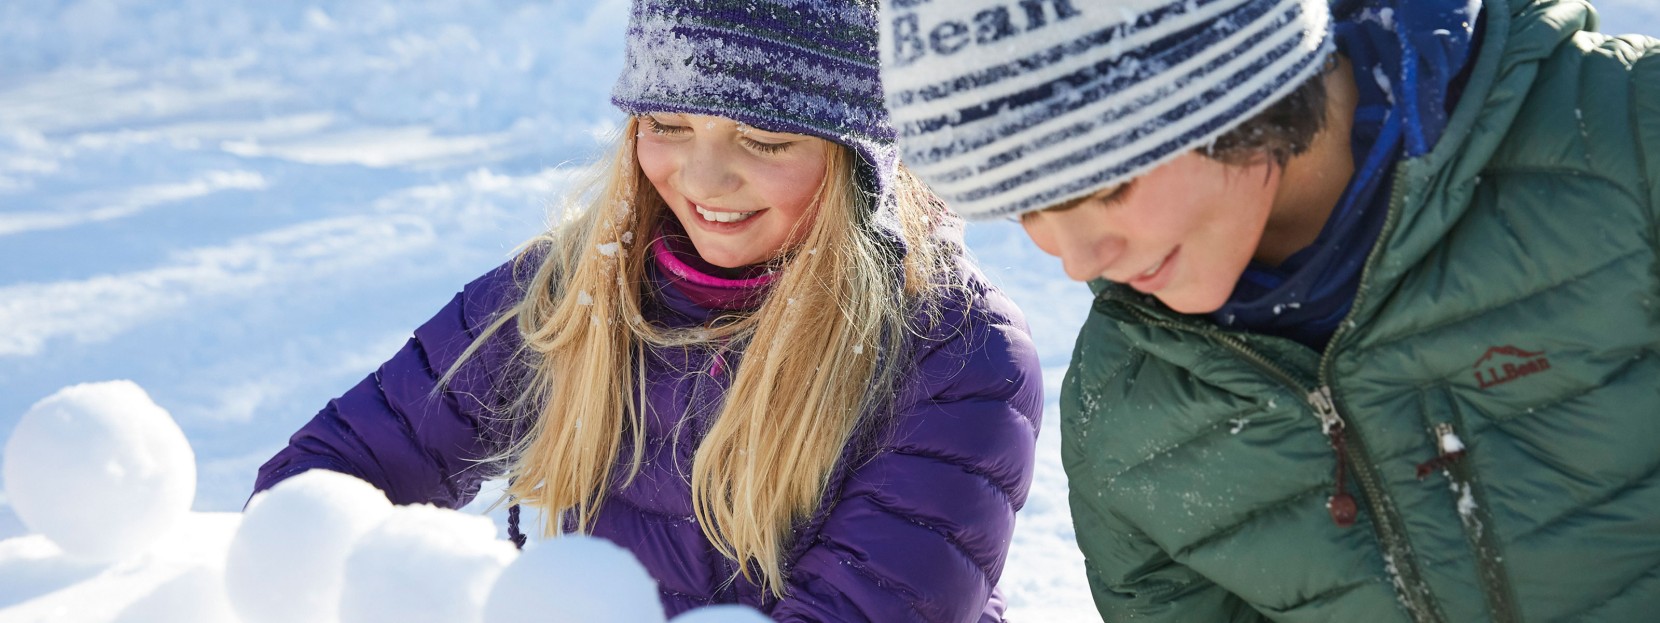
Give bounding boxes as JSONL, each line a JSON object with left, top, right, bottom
{"left": 1414, "top": 422, "right": 1468, "bottom": 480}
{"left": 1308, "top": 386, "right": 1357, "bottom": 527}
{"left": 1307, "top": 386, "right": 1346, "bottom": 435}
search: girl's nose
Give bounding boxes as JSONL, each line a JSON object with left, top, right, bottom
{"left": 677, "top": 143, "right": 742, "bottom": 201}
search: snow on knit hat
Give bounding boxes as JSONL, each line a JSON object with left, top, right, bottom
{"left": 611, "top": 0, "right": 901, "bottom": 229}
{"left": 879, "top": 0, "right": 1333, "bottom": 221}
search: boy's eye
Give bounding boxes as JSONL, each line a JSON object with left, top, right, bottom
{"left": 1042, "top": 181, "right": 1135, "bottom": 214}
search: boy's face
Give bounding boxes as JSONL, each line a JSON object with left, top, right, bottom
{"left": 1019, "top": 151, "right": 1281, "bottom": 314}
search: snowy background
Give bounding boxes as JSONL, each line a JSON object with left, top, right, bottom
{"left": 2, "top": 0, "right": 1657, "bottom": 621}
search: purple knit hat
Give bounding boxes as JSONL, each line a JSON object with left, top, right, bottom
{"left": 610, "top": 0, "right": 901, "bottom": 231}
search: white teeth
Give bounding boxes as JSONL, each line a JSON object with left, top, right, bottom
{"left": 694, "top": 204, "right": 758, "bottom": 223}
{"left": 1142, "top": 256, "right": 1166, "bottom": 277}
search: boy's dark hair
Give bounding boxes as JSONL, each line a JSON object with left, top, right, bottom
{"left": 1203, "top": 66, "right": 1330, "bottom": 167}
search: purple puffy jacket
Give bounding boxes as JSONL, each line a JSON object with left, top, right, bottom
{"left": 254, "top": 237, "right": 1042, "bottom": 622}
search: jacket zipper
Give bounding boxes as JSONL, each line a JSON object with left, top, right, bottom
{"left": 1320, "top": 162, "right": 1513, "bottom": 622}
{"left": 1424, "top": 422, "right": 1520, "bottom": 623}
{"left": 1117, "top": 303, "right": 1444, "bottom": 623}
{"left": 1317, "top": 169, "right": 1446, "bottom": 623}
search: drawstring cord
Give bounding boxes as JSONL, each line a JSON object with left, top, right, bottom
{"left": 1414, "top": 451, "right": 1467, "bottom": 480}
{"left": 1326, "top": 423, "right": 1358, "bottom": 527}
{"left": 507, "top": 503, "right": 527, "bottom": 549}
{"left": 1415, "top": 423, "right": 1468, "bottom": 480}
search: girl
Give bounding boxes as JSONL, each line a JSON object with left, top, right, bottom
{"left": 254, "top": 1, "right": 1042, "bottom": 621}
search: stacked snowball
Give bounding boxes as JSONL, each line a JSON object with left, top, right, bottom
{"left": 2, "top": 381, "right": 770, "bottom": 622}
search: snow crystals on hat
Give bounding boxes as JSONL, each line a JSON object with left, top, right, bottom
{"left": 611, "top": 0, "right": 901, "bottom": 225}
{"left": 880, "top": 0, "right": 1333, "bottom": 220}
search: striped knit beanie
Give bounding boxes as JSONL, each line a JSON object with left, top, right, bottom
{"left": 879, "top": 0, "right": 1333, "bottom": 221}
{"left": 611, "top": 0, "right": 900, "bottom": 226}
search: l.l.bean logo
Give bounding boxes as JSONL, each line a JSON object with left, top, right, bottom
{"left": 1472, "top": 345, "right": 1553, "bottom": 390}
{"left": 890, "top": 0, "right": 1084, "bottom": 66}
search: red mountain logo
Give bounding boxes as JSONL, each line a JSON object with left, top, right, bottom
{"left": 1472, "top": 345, "right": 1551, "bottom": 389}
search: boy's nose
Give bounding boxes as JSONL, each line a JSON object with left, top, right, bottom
{"left": 1023, "top": 215, "right": 1125, "bottom": 282}
{"left": 1058, "top": 234, "right": 1126, "bottom": 282}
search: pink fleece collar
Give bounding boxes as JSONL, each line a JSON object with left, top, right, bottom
{"left": 651, "top": 232, "right": 777, "bottom": 311}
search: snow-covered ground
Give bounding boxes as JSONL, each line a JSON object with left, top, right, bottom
{"left": 3, "top": 1, "right": 1657, "bottom": 621}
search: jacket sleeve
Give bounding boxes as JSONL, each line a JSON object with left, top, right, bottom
{"left": 250, "top": 258, "right": 528, "bottom": 508}
{"left": 768, "top": 282, "right": 1044, "bottom": 623}
{"left": 1059, "top": 317, "right": 1264, "bottom": 623}
{"left": 1068, "top": 460, "right": 1266, "bottom": 623}
{"left": 1631, "top": 37, "right": 1660, "bottom": 230}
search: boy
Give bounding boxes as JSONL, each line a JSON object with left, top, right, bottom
{"left": 881, "top": 0, "right": 1660, "bottom": 621}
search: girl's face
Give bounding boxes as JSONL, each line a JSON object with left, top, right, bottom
{"left": 635, "top": 113, "right": 832, "bottom": 269}
{"left": 1019, "top": 151, "right": 1282, "bottom": 314}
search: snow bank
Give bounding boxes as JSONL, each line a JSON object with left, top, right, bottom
{"left": 0, "top": 381, "right": 771, "bottom": 622}
{"left": 111, "top": 567, "right": 240, "bottom": 623}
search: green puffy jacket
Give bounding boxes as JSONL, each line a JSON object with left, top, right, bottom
{"left": 1061, "top": 1, "right": 1660, "bottom": 621}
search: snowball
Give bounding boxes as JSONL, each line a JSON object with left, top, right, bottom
{"left": 224, "top": 469, "right": 393, "bottom": 623}
{"left": 670, "top": 605, "right": 771, "bottom": 623}
{"left": 482, "top": 535, "right": 664, "bottom": 623}
{"left": 111, "top": 566, "right": 239, "bottom": 623}
{"left": 340, "top": 504, "right": 518, "bottom": 623}
{"left": 2, "top": 381, "right": 195, "bottom": 562}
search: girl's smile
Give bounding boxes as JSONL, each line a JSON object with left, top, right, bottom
{"left": 692, "top": 203, "right": 760, "bottom": 224}
{"left": 635, "top": 113, "right": 831, "bottom": 269}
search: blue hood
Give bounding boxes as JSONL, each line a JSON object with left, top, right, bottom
{"left": 1213, "top": 0, "right": 1483, "bottom": 348}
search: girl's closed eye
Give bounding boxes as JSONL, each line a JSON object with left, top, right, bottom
{"left": 740, "top": 135, "right": 790, "bottom": 154}
{"left": 642, "top": 114, "right": 687, "bottom": 135}
{"left": 736, "top": 125, "right": 796, "bottom": 154}
{"left": 643, "top": 114, "right": 791, "bottom": 154}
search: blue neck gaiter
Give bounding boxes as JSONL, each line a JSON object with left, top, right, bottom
{"left": 1210, "top": 0, "right": 1482, "bottom": 349}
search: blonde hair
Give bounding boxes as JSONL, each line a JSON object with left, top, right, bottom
{"left": 454, "top": 118, "right": 952, "bottom": 596}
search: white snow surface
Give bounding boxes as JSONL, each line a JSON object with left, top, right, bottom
{"left": 2, "top": 1, "right": 1656, "bottom": 621}
{"left": 481, "top": 536, "right": 667, "bottom": 623}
